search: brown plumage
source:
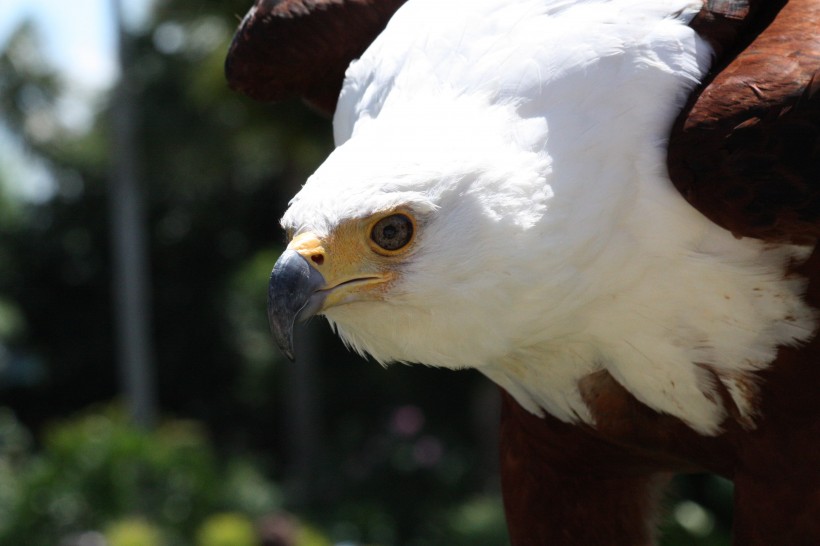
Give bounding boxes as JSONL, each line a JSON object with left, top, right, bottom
{"left": 225, "top": 0, "right": 407, "bottom": 113}
{"left": 225, "top": 1, "right": 820, "bottom": 544}
{"left": 669, "top": 0, "right": 820, "bottom": 243}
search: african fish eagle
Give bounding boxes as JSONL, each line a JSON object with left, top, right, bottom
{"left": 225, "top": 0, "right": 820, "bottom": 543}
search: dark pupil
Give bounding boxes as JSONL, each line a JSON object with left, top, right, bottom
{"left": 372, "top": 214, "right": 412, "bottom": 251}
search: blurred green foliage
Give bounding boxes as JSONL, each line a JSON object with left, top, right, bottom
{"left": 196, "top": 513, "right": 257, "bottom": 546}
{"left": 107, "top": 518, "right": 165, "bottom": 546}
{"left": 0, "top": 1, "right": 732, "bottom": 544}
{"left": 0, "top": 406, "right": 285, "bottom": 545}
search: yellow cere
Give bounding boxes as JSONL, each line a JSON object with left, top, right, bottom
{"left": 286, "top": 218, "right": 401, "bottom": 309}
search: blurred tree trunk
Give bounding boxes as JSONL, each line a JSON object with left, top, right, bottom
{"left": 108, "top": 0, "right": 157, "bottom": 429}
{"left": 285, "top": 320, "right": 323, "bottom": 506}
{"left": 472, "top": 378, "right": 501, "bottom": 487}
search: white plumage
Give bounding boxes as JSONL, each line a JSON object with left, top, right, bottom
{"left": 281, "top": 0, "right": 816, "bottom": 434}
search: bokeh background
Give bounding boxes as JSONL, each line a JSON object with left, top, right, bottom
{"left": 0, "top": 0, "right": 733, "bottom": 544}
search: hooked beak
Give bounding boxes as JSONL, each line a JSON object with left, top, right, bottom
{"left": 268, "top": 229, "right": 395, "bottom": 360}
{"left": 267, "top": 249, "right": 327, "bottom": 361}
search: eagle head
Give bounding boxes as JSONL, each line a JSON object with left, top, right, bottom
{"left": 269, "top": 100, "right": 559, "bottom": 371}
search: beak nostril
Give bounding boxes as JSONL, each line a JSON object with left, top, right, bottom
{"left": 311, "top": 254, "right": 325, "bottom": 266}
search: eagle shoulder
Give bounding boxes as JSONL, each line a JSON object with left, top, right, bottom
{"left": 668, "top": 0, "right": 820, "bottom": 243}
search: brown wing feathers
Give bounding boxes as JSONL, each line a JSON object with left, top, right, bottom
{"left": 225, "top": 0, "right": 408, "bottom": 115}
{"left": 668, "top": 0, "right": 820, "bottom": 243}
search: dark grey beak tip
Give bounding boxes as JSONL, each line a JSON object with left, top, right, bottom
{"left": 267, "top": 249, "right": 327, "bottom": 361}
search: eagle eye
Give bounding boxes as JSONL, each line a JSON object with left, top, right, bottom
{"left": 370, "top": 213, "right": 414, "bottom": 253}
